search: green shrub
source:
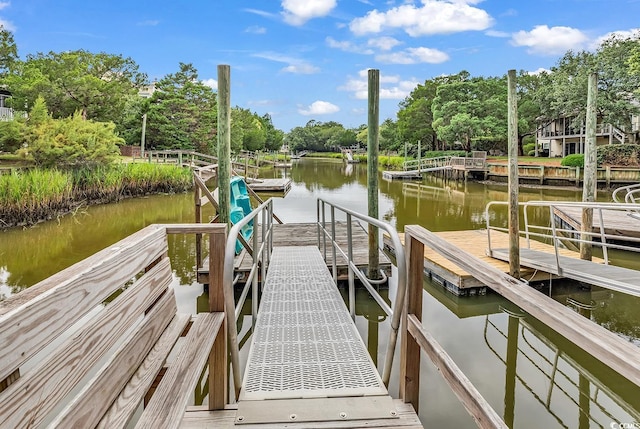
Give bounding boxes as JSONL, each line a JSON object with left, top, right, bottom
{"left": 523, "top": 143, "right": 536, "bottom": 154}
{"left": 561, "top": 154, "right": 584, "bottom": 167}
{"left": 597, "top": 144, "right": 639, "bottom": 166}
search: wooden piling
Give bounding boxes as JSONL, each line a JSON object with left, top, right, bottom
{"left": 507, "top": 70, "right": 520, "bottom": 279}
{"left": 217, "top": 65, "right": 231, "bottom": 225}
{"left": 367, "top": 69, "right": 380, "bottom": 279}
{"left": 581, "top": 72, "right": 597, "bottom": 261}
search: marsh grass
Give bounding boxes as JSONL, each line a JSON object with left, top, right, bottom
{"left": 0, "top": 164, "right": 193, "bottom": 228}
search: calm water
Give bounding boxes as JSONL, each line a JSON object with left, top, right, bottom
{"left": 1, "top": 158, "right": 639, "bottom": 428}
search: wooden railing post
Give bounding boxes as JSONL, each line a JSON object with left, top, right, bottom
{"left": 208, "top": 228, "right": 227, "bottom": 410}
{"left": 400, "top": 233, "right": 424, "bottom": 411}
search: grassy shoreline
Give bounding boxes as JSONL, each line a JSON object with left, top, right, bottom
{"left": 0, "top": 163, "right": 193, "bottom": 229}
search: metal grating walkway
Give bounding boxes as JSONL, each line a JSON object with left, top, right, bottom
{"left": 240, "top": 246, "right": 388, "bottom": 402}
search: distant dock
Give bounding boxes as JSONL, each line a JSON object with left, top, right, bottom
{"left": 247, "top": 178, "right": 292, "bottom": 193}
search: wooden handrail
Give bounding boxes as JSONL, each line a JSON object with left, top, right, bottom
{"left": 400, "top": 224, "right": 640, "bottom": 427}
{"left": 400, "top": 228, "right": 507, "bottom": 429}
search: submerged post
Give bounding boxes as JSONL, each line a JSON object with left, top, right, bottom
{"left": 581, "top": 72, "right": 598, "bottom": 261}
{"left": 507, "top": 69, "right": 520, "bottom": 279}
{"left": 217, "top": 65, "right": 231, "bottom": 225}
{"left": 367, "top": 69, "right": 380, "bottom": 279}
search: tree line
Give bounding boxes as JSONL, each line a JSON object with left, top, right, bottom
{"left": 0, "top": 28, "right": 283, "bottom": 166}
{"left": 1, "top": 26, "right": 639, "bottom": 166}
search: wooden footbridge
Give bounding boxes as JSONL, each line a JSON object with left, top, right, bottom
{"left": 383, "top": 151, "right": 488, "bottom": 181}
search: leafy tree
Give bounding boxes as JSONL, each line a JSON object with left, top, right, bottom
{"left": 232, "top": 107, "right": 266, "bottom": 151}
{"left": 0, "top": 27, "right": 18, "bottom": 79}
{"left": 397, "top": 79, "right": 440, "bottom": 151}
{"left": 260, "top": 114, "right": 285, "bottom": 151}
{"left": 114, "top": 95, "right": 150, "bottom": 147}
{"left": 145, "top": 63, "right": 217, "bottom": 153}
{"left": 7, "top": 50, "right": 146, "bottom": 122}
{"left": 19, "top": 96, "right": 121, "bottom": 167}
{"left": 432, "top": 73, "right": 507, "bottom": 152}
{"left": 538, "top": 33, "right": 640, "bottom": 137}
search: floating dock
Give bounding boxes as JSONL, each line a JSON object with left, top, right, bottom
{"left": 199, "top": 222, "right": 392, "bottom": 284}
{"left": 384, "top": 229, "right": 596, "bottom": 296}
{"left": 247, "top": 178, "right": 292, "bottom": 193}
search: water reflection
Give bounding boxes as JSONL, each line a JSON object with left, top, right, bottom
{"left": 1, "top": 157, "right": 639, "bottom": 428}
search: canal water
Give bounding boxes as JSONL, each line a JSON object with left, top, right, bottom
{"left": 1, "top": 157, "right": 639, "bottom": 428}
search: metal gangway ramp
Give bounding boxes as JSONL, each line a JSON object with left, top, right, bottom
{"left": 236, "top": 245, "right": 398, "bottom": 424}
{"left": 217, "top": 198, "right": 423, "bottom": 427}
{"left": 485, "top": 201, "right": 640, "bottom": 297}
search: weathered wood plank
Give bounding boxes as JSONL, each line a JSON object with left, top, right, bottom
{"left": 96, "top": 313, "right": 191, "bottom": 429}
{"left": 407, "top": 315, "right": 507, "bottom": 429}
{"left": 163, "top": 223, "right": 227, "bottom": 235}
{"left": 135, "top": 312, "right": 224, "bottom": 429}
{"left": 0, "top": 257, "right": 173, "bottom": 429}
{"left": 0, "top": 225, "right": 167, "bottom": 383}
{"left": 405, "top": 225, "right": 640, "bottom": 389}
{"left": 180, "top": 400, "right": 423, "bottom": 428}
{"left": 47, "top": 289, "right": 178, "bottom": 429}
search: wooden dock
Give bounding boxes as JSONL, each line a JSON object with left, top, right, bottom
{"left": 199, "top": 222, "right": 392, "bottom": 284}
{"left": 247, "top": 178, "right": 292, "bottom": 193}
{"left": 384, "top": 229, "right": 595, "bottom": 295}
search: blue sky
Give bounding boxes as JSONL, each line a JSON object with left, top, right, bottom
{"left": 1, "top": 1, "right": 639, "bottom": 132}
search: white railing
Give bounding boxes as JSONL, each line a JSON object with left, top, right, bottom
{"left": 316, "top": 198, "right": 407, "bottom": 387}
{"left": 403, "top": 156, "right": 451, "bottom": 171}
{"left": 485, "top": 201, "right": 640, "bottom": 271}
{"left": 222, "top": 198, "right": 275, "bottom": 399}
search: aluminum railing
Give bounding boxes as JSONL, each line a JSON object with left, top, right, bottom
{"left": 613, "top": 183, "right": 640, "bottom": 204}
{"left": 316, "top": 198, "right": 407, "bottom": 386}
{"left": 485, "top": 200, "right": 640, "bottom": 272}
{"left": 403, "top": 156, "right": 451, "bottom": 171}
{"left": 223, "top": 198, "right": 274, "bottom": 399}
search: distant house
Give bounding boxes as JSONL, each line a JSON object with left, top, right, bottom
{"left": 0, "top": 88, "right": 14, "bottom": 121}
{"left": 138, "top": 82, "right": 157, "bottom": 98}
{"left": 536, "top": 114, "right": 639, "bottom": 157}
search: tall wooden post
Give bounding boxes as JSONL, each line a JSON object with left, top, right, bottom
{"left": 217, "top": 65, "right": 231, "bottom": 225}
{"left": 417, "top": 140, "right": 421, "bottom": 169}
{"left": 507, "top": 70, "right": 520, "bottom": 279}
{"left": 581, "top": 72, "right": 598, "bottom": 261}
{"left": 140, "top": 113, "right": 147, "bottom": 157}
{"left": 367, "top": 69, "right": 380, "bottom": 279}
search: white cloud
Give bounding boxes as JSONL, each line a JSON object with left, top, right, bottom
{"left": 349, "top": 0, "right": 493, "bottom": 37}
{"left": 0, "top": 18, "right": 14, "bottom": 32}
{"left": 590, "top": 28, "right": 640, "bottom": 49}
{"left": 282, "top": 63, "right": 320, "bottom": 74}
{"left": 245, "top": 25, "right": 267, "bottom": 34}
{"left": 326, "top": 37, "right": 374, "bottom": 54}
{"left": 298, "top": 100, "right": 340, "bottom": 115}
{"left": 485, "top": 30, "right": 509, "bottom": 38}
{"left": 376, "top": 46, "right": 449, "bottom": 64}
{"left": 527, "top": 67, "right": 550, "bottom": 76}
{"left": 253, "top": 52, "right": 320, "bottom": 74}
{"left": 137, "top": 20, "right": 159, "bottom": 26}
{"left": 367, "top": 36, "right": 402, "bottom": 51}
{"left": 201, "top": 78, "right": 217, "bottom": 89}
{"left": 244, "top": 8, "right": 278, "bottom": 19}
{"left": 0, "top": 2, "right": 14, "bottom": 32}
{"left": 511, "top": 25, "right": 588, "bottom": 55}
{"left": 339, "top": 69, "right": 419, "bottom": 100}
{"left": 281, "top": 0, "right": 337, "bottom": 26}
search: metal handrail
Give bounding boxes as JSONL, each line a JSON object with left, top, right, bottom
{"left": 223, "top": 198, "right": 274, "bottom": 400}
{"left": 613, "top": 183, "right": 640, "bottom": 203}
{"left": 403, "top": 156, "right": 451, "bottom": 171}
{"left": 316, "top": 198, "right": 407, "bottom": 387}
{"left": 485, "top": 201, "right": 640, "bottom": 274}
